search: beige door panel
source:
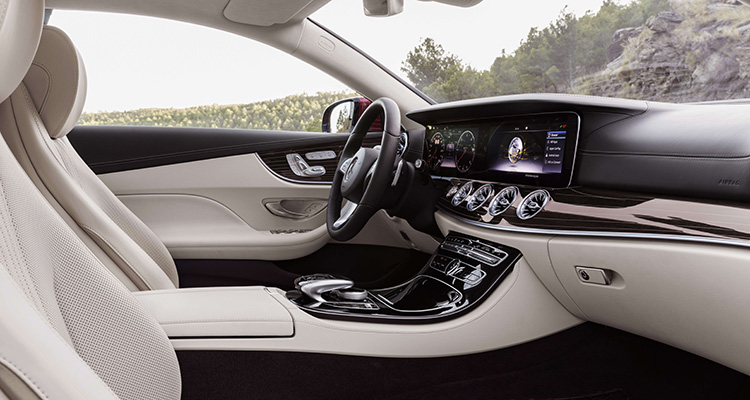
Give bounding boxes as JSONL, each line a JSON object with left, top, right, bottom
{"left": 100, "top": 153, "right": 438, "bottom": 259}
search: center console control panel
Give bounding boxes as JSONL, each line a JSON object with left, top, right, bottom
{"left": 287, "top": 233, "right": 521, "bottom": 324}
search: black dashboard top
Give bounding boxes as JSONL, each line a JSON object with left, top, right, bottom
{"left": 407, "top": 93, "right": 750, "bottom": 202}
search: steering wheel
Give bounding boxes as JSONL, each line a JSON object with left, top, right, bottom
{"left": 327, "top": 98, "right": 402, "bottom": 241}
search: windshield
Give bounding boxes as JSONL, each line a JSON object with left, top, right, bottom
{"left": 315, "top": 0, "right": 750, "bottom": 103}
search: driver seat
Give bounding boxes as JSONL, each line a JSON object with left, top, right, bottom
{"left": 0, "top": 25, "right": 179, "bottom": 291}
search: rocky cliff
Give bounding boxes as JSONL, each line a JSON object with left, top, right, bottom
{"left": 580, "top": 0, "right": 750, "bottom": 102}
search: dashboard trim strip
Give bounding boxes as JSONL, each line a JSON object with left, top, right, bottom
{"left": 437, "top": 210, "right": 750, "bottom": 250}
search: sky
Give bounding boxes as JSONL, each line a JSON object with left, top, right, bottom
{"left": 51, "top": 0, "right": 610, "bottom": 112}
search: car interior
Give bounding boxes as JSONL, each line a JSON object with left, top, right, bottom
{"left": 1, "top": 0, "right": 750, "bottom": 399}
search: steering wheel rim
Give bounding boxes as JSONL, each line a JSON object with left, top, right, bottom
{"left": 327, "top": 98, "right": 401, "bottom": 241}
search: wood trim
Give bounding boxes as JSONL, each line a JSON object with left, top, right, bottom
{"left": 438, "top": 179, "right": 750, "bottom": 244}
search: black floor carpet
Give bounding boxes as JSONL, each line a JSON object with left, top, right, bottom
{"left": 177, "top": 323, "right": 750, "bottom": 399}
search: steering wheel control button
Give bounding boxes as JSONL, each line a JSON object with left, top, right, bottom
{"left": 575, "top": 266, "right": 612, "bottom": 285}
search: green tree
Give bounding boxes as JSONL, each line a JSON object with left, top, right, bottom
{"left": 401, "top": 38, "right": 462, "bottom": 92}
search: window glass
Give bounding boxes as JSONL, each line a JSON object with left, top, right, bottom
{"left": 51, "top": 11, "right": 354, "bottom": 131}
{"left": 315, "top": 0, "right": 750, "bottom": 104}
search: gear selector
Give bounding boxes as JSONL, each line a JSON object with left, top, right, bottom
{"left": 295, "top": 274, "right": 355, "bottom": 303}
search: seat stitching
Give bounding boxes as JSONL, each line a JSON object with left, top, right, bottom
{"left": 0, "top": 357, "right": 50, "bottom": 400}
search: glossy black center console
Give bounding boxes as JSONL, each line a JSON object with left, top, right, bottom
{"left": 287, "top": 232, "right": 521, "bottom": 324}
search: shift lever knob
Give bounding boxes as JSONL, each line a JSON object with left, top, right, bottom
{"left": 298, "top": 278, "right": 354, "bottom": 303}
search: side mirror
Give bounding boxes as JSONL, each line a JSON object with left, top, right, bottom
{"left": 322, "top": 97, "right": 373, "bottom": 133}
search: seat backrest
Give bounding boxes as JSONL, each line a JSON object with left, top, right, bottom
{"left": 0, "top": 2, "right": 182, "bottom": 398}
{"left": 0, "top": 26, "right": 179, "bottom": 291}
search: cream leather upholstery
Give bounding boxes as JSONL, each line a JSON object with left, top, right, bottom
{"left": 0, "top": 2, "right": 181, "bottom": 399}
{"left": 1, "top": 26, "right": 179, "bottom": 291}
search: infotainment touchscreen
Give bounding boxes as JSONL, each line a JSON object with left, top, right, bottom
{"left": 425, "top": 113, "right": 579, "bottom": 188}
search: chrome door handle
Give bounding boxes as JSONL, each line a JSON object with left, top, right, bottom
{"left": 263, "top": 198, "right": 327, "bottom": 220}
{"left": 286, "top": 153, "right": 326, "bottom": 177}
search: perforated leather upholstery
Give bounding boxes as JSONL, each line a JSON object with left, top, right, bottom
{"left": 0, "top": 2, "right": 181, "bottom": 399}
{"left": 1, "top": 26, "right": 180, "bottom": 291}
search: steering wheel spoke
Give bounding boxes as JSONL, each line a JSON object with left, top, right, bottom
{"left": 332, "top": 201, "right": 357, "bottom": 229}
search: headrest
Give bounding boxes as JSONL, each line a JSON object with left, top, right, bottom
{"left": 23, "top": 25, "right": 87, "bottom": 139}
{"left": 0, "top": 0, "right": 44, "bottom": 101}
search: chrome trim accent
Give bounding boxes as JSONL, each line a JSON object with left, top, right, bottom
{"left": 255, "top": 154, "right": 333, "bottom": 185}
{"left": 397, "top": 131, "right": 409, "bottom": 157}
{"left": 451, "top": 181, "right": 473, "bottom": 206}
{"left": 437, "top": 210, "right": 750, "bottom": 250}
{"left": 466, "top": 184, "right": 493, "bottom": 212}
{"left": 374, "top": 275, "right": 462, "bottom": 313}
{"left": 488, "top": 186, "right": 518, "bottom": 216}
{"left": 333, "top": 201, "right": 357, "bottom": 229}
{"left": 516, "top": 189, "right": 550, "bottom": 220}
{"left": 391, "top": 159, "right": 404, "bottom": 187}
{"left": 299, "top": 278, "right": 354, "bottom": 303}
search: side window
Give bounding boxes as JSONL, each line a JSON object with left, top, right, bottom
{"left": 50, "top": 11, "right": 356, "bottom": 132}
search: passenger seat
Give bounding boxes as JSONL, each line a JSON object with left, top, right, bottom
{"left": 0, "top": 25, "right": 179, "bottom": 291}
{"left": 0, "top": 2, "right": 182, "bottom": 398}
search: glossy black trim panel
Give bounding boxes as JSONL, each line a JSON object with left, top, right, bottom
{"left": 438, "top": 178, "right": 750, "bottom": 248}
{"left": 68, "top": 125, "right": 352, "bottom": 174}
{"left": 287, "top": 233, "right": 521, "bottom": 324}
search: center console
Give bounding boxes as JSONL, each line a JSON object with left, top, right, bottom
{"left": 287, "top": 232, "right": 521, "bottom": 323}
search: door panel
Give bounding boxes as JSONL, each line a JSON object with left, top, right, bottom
{"left": 71, "top": 126, "right": 437, "bottom": 260}
{"left": 100, "top": 153, "right": 331, "bottom": 259}
{"left": 68, "top": 125, "right": 355, "bottom": 174}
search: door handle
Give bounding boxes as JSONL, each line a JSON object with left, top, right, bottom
{"left": 263, "top": 198, "right": 327, "bottom": 220}
{"left": 286, "top": 153, "right": 326, "bottom": 177}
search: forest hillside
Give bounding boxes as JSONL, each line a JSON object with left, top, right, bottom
{"left": 80, "top": 91, "right": 355, "bottom": 131}
{"left": 402, "top": 0, "right": 750, "bottom": 102}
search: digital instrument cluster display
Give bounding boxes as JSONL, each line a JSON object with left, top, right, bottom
{"left": 425, "top": 113, "right": 579, "bottom": 188}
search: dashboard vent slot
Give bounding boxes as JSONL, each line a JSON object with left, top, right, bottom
{"left": 516, "top": 190, "right": 550, "bottom": 220}
{"left": 488, "top": 186, "right": 518, "bottom": 216}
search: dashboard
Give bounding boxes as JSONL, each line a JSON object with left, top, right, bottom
{"left": 424, "top": 113, "right": 579, "bottom": 188}
{"left": 406, "top": 94, "right": 750, "bottom": 248}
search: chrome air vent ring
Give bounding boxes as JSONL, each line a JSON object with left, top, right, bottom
{"left": 517, "top": 189, "right": 550, "bottom": 220}
{"left": 397, "top": 132, "right": 408, "bottom": 156}
{"left": 466, "top": 184, "right": 493, "bottom": 212}
{"left": 451, "top": 182, "right": 473, "bottom": 206}
{"left": 488, "top": 186, "right": 519, "bottom": 216}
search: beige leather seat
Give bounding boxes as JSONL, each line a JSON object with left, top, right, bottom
{"left": 0, "top": 26, "right": 179, "bottom": 291}
{"left": 0, "top": 1, "right": 181, "bottom": 398}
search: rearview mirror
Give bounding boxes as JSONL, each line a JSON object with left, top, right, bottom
{"left": 322, "top": 97, "right": 372, "bottom": 133}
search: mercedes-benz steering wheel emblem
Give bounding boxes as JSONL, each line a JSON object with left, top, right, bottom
{"left": 344, "top": 157, "right": 358, "bottom": 181}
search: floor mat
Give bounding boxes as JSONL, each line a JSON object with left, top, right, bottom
{"left": 178, "top": 323, "right": 750, "bottom": 399}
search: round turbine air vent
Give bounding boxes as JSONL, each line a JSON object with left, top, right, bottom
{"left": 445, "top": 181, "right": 460, "bottom": 198}
{"left": 397, "top": 132, "right": 409, "bottom": 156}
{"left": 451, "top": 182, "right": 473, "bottom": 206}
{"left": 488, "top": 186, "right": 518, "bottom": 216}
{"left": 516, "top": 189, "right": 550, "bottom": 220}
{"left": 466, "top": 184, "right": 493, "bottom": 212}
